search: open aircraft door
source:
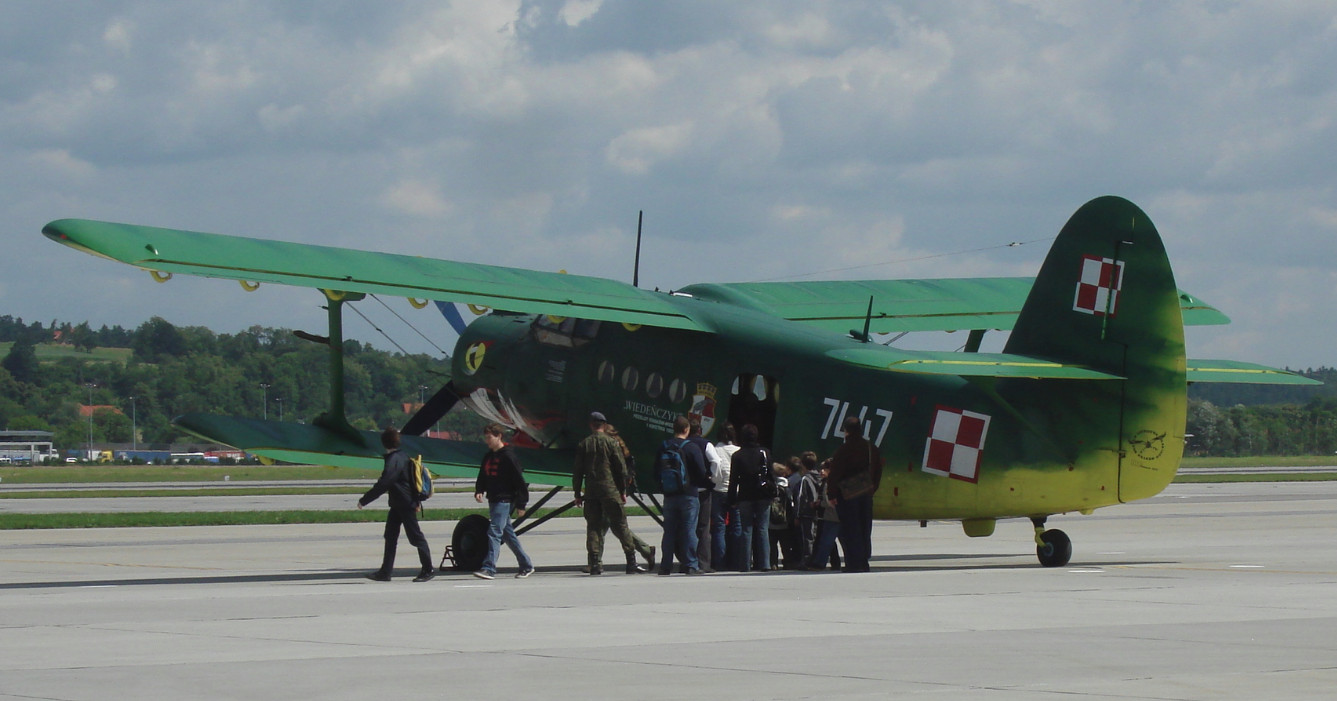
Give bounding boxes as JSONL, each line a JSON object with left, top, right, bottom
{"left": 727, "top": 374, "right": 779, "bottom": 448}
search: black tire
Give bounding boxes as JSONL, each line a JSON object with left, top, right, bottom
{"left": 449, "top": 514, "right": 490, "bottom": 572}
{"left": 1036, "top": 528, "right": 1072, "bottom": 567}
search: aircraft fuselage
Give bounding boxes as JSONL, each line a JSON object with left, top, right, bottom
{"left": 450, "top": 288, "right": 1179, "bottom": 524}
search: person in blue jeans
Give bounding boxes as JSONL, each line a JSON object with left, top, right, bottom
{"left": 658, "top": 415, "right": 707, "bottom": 575}
{"left": 726, "top": 423, "right": 772, "bottom": 572}
{"left": 472, "top": 423, "right": 534, "bottom": 580}
{"left": 711, "top": 424, "right": 742, "bottom": 570}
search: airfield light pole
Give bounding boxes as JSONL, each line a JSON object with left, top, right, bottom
{"left": 276, "top": 397, "right": 284, "bottom": 422}
{"left": 85, "top": 383, "right": 96, "bottom": 461}
{"left": 129, "top": 396, "right": 137, "bottom": 453}
{"left": 260, "top": 383, "right": 270, "bottom": 420}
{"left": 419, "top": 385, "right": 428, "bottom": 436}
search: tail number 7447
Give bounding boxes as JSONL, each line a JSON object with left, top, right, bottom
{"left": 821, "top": 397, "right": 893, "bottom": 446}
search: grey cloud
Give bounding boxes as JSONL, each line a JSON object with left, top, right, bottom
{"left": 4, "top": 1, "right": 1336, "bottom": 368}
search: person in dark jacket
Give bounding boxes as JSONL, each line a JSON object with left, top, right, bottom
{"left": 726, "top": 423, "right": 771, "bottom": 572}
{"left": 358, "top": 427, "right": 434, "bottom": 582}
{"left": 472, "top": 423, "right": 534, "bottom": 580}
{"left": 658, "top": 415, "right": 707, "bottom": 575}
{"left": 686, "top": 420, "right": 719, "bottom": 572}
{"left": 826, "top": 415, "right": 884, "bottom": 572}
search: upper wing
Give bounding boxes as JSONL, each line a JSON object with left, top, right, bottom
{"left": 681, "top": 278, "right": 1229, "bottom": 334}
{"left": 43, "top": 219, "right": 708, "bottom": 333}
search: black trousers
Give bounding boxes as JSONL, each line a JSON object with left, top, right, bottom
{"left": 380, "top": 504, "right": 433, "bottom": 572}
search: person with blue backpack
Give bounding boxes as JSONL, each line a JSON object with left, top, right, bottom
{"left": 358, "top": 427, "right": 435, "bottom": 583}
{"left": 656, "top": 415, "right": 708, "bottom": 575}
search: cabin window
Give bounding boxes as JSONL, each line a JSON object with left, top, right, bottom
{"left": 532, "top": 316, "right": 601, "bottom": 348}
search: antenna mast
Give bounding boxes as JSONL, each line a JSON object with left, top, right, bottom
{"left": 633, "top": 210, "right": 643, "bottom": 287}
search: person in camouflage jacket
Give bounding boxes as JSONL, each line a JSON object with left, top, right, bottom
{"left": 573, "top": 411, "right": 656, "bottom": 575}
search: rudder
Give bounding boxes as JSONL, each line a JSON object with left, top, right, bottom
{"left": 1003, "top": 196, "right": 1186, "bottom": 502}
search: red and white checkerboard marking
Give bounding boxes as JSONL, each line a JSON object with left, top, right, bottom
{"left": 1073, "top": 255, "right": 1125, "bottom": 317}
{"left": 922, "top": 406, "right": 990, "bottom": 483}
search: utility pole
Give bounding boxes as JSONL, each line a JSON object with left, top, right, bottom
{"left": 85, "top": 383, "right": 96, "bottom": 461}
{"left": 276, "top": 397, "right": 284, "bottom": 422}
{"left": 129, "top": 396, "right": 137, "bottom": 453}
{"left": 260, "top": 383, "right": 270, "bottom": 420}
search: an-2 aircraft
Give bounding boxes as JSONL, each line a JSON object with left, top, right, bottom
{"left": 43, "top": 196, "right": 1316, "bottom": 569}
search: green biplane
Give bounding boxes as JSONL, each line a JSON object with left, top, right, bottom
{"left": 43, "top": 196, "right": 1315, "bottom": 568}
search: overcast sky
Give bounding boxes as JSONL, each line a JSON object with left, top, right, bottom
{"left": 3, "top": 1, "right": 1335, "bottom": 369}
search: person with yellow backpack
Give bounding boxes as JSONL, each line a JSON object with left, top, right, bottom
{"left": 358, "top": 427, "right": 435, "bottom": 582}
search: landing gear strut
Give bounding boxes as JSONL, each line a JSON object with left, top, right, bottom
{"left": 442, "top": 485, "right": 582, "bottom": 572}
{"left": 1031, "top": 516, "right": 1072, "bottom": 567}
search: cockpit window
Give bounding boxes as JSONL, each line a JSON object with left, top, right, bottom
{"left": 533, "top": 316, "right": 601, "bottom": 347}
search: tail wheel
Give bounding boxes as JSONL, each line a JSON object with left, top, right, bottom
{"left": 450, "top": 514, "right": 490, "bottom": 571}
{"left": 1036, "top": 529, "right": 1072, "bottom": 567}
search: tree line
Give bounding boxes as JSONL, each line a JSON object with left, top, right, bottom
{"left": 2, "top": 314, "right": 1332, "bottom": 457}
{"left": 1186, "top": 368, "right": 1337, "bottom": 457}
{"left": 0, "top": 315, "right": 479, "bottom": 452}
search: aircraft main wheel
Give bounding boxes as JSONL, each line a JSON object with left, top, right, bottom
{"left": 1036, "top": 528, "right": 1072, "bottom": 567}
{"left": 450, "top": 514, "right": 490, "bottom": 572}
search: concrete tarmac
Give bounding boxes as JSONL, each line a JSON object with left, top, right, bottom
{"left": 3, "top": 481, "right": 1337, "bottom": 700}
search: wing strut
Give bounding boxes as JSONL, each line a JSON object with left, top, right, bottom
{"left": 403, "top": 382, "right": 461, "bottom": 436}
{"left": 312, "top": 289, "right": 365, "bottom": 440}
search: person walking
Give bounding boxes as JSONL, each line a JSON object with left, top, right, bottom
{"left": 472, "top": 423, "right": 534, "bottom": 580}
{"left": 358, "top": 427, "right": 434, "bottom": 582}
{"left": 573, "top": 411, "right": 656, "bottom": 575}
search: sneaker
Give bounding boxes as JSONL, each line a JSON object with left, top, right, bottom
{"left": 365, "top": 571, "right": 391, "bottom": 582}
{"left": 515, "top": 568, "right": 534, "bottom": 579}
{"left": 412, "top": 569, "right": 436, "bottom": 583}
{"left": 472, "top": 570, "right": 495, "bottom": 580}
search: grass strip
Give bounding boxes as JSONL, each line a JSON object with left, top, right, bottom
{"left": 0, "top": 465, "right": 375, "bottom": 484}
{"left": 1180, "top": 456, "right": 1337, "bottom": 469}
{"left": 0, "top": 507, "right": 645, "bottom": 530}
{"left": 1173, "top": 472, "right": 1337, "bottom": 483}
{"left": 0, "top": 486, "right": 472, "bottom": 499}
{"left": 0, "top": 487, "right": 364, "bottom": 499}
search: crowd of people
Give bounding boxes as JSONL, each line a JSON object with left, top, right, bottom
{"left": 357, "top": 412, "right": 883, "bottom": 581}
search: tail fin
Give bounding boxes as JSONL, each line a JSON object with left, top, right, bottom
{"left": 1003, "top": 196, "right": 1186, "bottom": 501}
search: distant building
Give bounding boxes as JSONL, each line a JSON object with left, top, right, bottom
{"left": 0, "top": 430, "right": 57, "bottom": 463}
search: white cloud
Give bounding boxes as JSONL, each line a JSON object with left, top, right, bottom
{"left": 378, "top": 179, "right": 453, "bottom": 218}
{"left": 102, "top": 18, "right": 133, "bottom": 53}
{"left": 605, "top": 122, "right": 695, "bottom": 175}
{"left": 5, "top": 1, "right": 1337, "bottom": 369}
{"left": 559, "top": 0, "right": 602, "bottom": 28}
{"left": 26, "top": 149, "right": 96, "bottom": 179}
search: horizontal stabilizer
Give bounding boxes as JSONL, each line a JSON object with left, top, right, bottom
{"left": 1186, "top": 359, "right": 1321, "bottom": 385}
{"left": 173, "top": 413, "right": 576, "bottom": 485}
{"left": 827, "top": 347, "right": 1124, "bottom": 380}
